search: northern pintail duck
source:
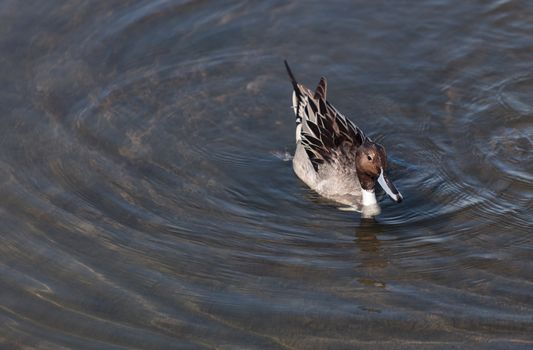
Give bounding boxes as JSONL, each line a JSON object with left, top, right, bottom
{"left": 284, "top": 60, "right": 403, "bottom": 218}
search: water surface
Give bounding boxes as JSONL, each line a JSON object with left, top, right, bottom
{"left": 1, "top": 1, "right": 532, "bottom": 349}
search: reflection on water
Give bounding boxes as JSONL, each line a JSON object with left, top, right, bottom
{"left": 356, "top": 219, "right": 387, "bottom": 266}
{"left": 1, "top": 0, "right": 532, "bottom": 348}
{"left": 355, "top": 220, "right": 388, "bottom": 289}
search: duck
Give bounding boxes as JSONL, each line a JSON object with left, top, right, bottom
{"left": 284, "top": 60, "right": 403, "bottom": 218}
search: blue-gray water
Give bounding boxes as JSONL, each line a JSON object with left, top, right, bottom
{"left": 1, "top": 1, "right": 532, "bottom": 349}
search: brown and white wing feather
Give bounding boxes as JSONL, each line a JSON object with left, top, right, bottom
{"left": 301, "top": 98, "right": 366, "bottom": 171}
{"left": 284, "top": 60, "right": 366, "bottom": 171}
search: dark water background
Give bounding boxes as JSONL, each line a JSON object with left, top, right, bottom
{"left": 1, "top": 1, "right": 532, "bottom": 349}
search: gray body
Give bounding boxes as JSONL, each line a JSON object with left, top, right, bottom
{"left": 293, "top": 141, "right": 365, "bottom": 212}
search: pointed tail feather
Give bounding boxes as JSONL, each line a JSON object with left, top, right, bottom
{"left": 284, "top": 60, "right": 304, "bottom": 142}
{"left": 284, "top": 60, "right": 298, "bottom": 90}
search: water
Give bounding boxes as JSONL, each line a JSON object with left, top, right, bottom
{"left": 1, "top": 1, "right": 532, "bottom": 349}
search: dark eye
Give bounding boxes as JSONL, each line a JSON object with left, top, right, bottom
{"left": 367, "top": 155, "right": 372, "bottom": 161}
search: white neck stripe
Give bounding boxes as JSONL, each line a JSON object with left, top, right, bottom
{"left": 361, "top": 189, "right": 377, "bottom": 206}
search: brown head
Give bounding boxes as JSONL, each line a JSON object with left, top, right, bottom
{"left": 355, "top": 139, "right": 403, "bottom": 203}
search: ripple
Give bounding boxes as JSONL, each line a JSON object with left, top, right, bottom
{"left": 2, "top": 0, "right": 533, "bottom": 348}
{"left": 498, "top": 75, "right": 533, "bottom": 116}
